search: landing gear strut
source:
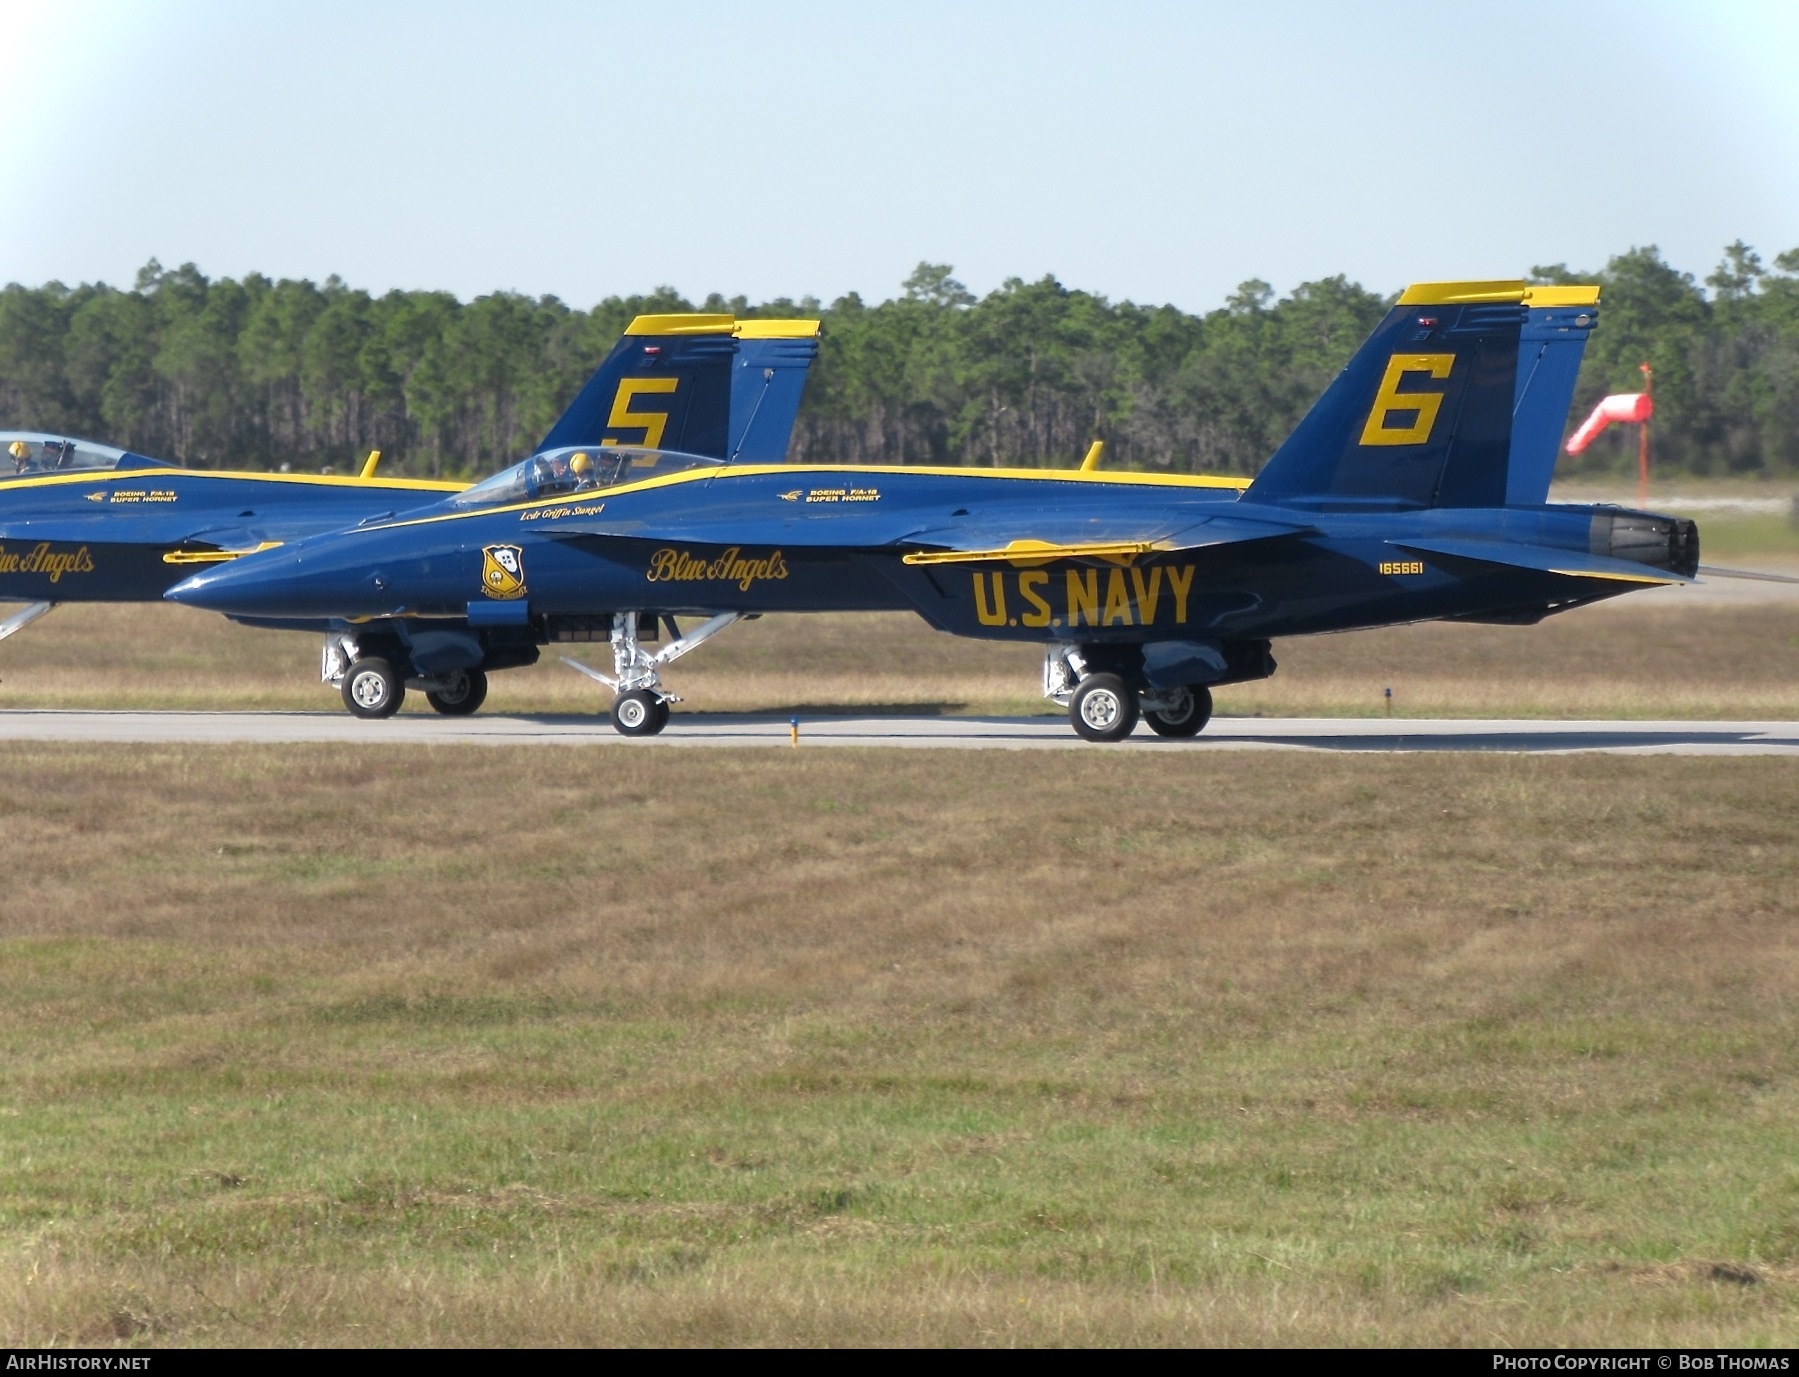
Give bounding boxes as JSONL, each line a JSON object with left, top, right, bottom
{"left": 562, "top": 610, "right": 743, "bottom": 737}
{"left": 0, "top": 601, "right": 55, "bottom": 644}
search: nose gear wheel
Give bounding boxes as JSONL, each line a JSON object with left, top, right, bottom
{"left": 612, "top": 688, "right": 669, "bottom": 736}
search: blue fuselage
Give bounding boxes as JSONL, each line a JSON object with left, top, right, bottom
{"left": 0, "top": 465, "right": 465, "bottom": 603}
{"left": 166, "top": 463, "right": 1693, "bottom": 648}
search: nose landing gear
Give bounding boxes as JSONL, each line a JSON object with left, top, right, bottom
{"left": 561, "top": 610, "right": 744, "bottom": 737}
{"left": 611, "top": 688, "right": 670, "bottom": 736}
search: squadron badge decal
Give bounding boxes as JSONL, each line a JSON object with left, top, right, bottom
{"left": 481, "top": 544, "right": 527, "bottom": 599}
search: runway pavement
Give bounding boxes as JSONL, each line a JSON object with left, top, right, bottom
{"left": 2, "top": 710, "right": 1797, "bottom": 754}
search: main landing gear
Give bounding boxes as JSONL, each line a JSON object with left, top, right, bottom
{"left": 425, "top": 668, "right": 488, "bottom": 716}
{"left": 1046, "top": 649, "right": 1215, "bottom": 744}
{"left": 1069, "top": 673, "right": 1137, "bottom": 742}
{"left": 561, "top": 610, "right": 743, "bottom": 737}
{"left": 341, "top": 655, "right": 404, "bottom": 719}
{"left": 324, "top": 636, "right": 498, "bottom": 720}
{"left": 1143, "top": 684, "right": 1212, "bottom": 738}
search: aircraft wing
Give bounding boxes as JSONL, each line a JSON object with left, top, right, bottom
{"left": 1391, "top": 536, "right": 1695, "bottom": 584}
{"left": 5, "top": 514, "right": 286, "bottom": 564}
{"left": 898, "top": 511, "right": 1314, "bottom": 564}
{"left": 2, "top": 515, "right": 227, "bottom": 546}
{"left": 537, "top": 507, "right": 1311, "bottom": 560}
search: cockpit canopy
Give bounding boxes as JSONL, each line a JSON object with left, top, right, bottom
{"left": 3, "top": 431, "right": 152, "bottom": 475}
{"left": 448, "top": 445, "right": 723, "bottom": 509}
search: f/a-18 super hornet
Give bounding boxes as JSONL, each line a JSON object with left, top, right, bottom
{"left": 171, "top": 279, "right": 1745, "bottom": 741}
{"left": 0, "top": 314, "right": 820, "bottom": 711}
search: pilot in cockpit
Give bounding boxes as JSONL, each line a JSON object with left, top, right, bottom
{"left": 526, "top": 452, "right": 575, "bottom": 498}
{"left": 520, "top": 447, "right": 630, "bottom": 500}
{"left": 10, "top": 438, "right": 76, "bottom": 473}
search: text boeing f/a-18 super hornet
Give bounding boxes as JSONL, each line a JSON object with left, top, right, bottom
{"left": 0, "top": 314, "right": 820, "bottom": 710}
{"left": 170, "top": 279, "right": 1718, "bottom": 741}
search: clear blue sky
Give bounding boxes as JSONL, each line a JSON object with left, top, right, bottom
{"left": 2, "top": 0, "right": 1796, "bottom": 313}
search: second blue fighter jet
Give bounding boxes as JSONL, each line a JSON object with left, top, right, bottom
{"left": 0, "top": 313, "right": 819, "bottom": 705}
{"left": 170, "top": 280, "right": 1707, "bottom": 740}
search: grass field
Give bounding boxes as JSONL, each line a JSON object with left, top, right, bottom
{"left": 2, "top": 483, "right": 1796, "bottom": 1346}
{"left": 2, "top": 746, "right": 1796, "bottom": 1346}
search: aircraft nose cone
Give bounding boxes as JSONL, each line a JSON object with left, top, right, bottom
{"left": 166, "top": 551, "right": 310, "bottom": 615}
{"left": 167, "top": 540, "right": 415, "bottom": 619}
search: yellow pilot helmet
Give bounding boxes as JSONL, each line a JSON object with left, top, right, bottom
{"left": 569, "top": 452, "right": 593, "bottom": 476}
{"left": 8, "top": 440, "right": 28, "bottom": 460}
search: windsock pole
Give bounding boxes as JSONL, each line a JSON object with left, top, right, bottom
{"left": 1637, "top": 362, "right": 1653, "bottom": 507}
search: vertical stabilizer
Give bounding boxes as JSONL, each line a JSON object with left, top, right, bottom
{"left": 729, "top": 320, "right": 821, "bottom": 463}
{"left": 1243, "top": 281, "right": 1598, "bottom": 509}
{"left": 1506, "top": 290, "right": 1601, "bottom": 505}
{"left": 537, "top": 315, "right": 737, "bottom": 456}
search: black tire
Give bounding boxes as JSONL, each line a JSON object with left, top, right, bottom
{"left": 1144, "top": 684, "right": 1213, "bottom": 738}
{"left": 1069, "top": 673, "right": 1139, "bottom": 743}
{"left": 341, "top": 657, "right": 404, "bottom": 719}
{"left": 426, "top": 668, "right": 488, "bottom": 716}
{"left": 611, "top": 689, "right": 667, "bottom": 737}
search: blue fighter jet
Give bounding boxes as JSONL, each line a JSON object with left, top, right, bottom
{"left": 0, "top": 314, "right": 820, "bottom": 709}
{"left": 168, "top": 280, "right": 1715, "bottom": 740}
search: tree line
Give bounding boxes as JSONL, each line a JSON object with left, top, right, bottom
{"left": 2, "top": 244, "right": 1795, "bottom": 480}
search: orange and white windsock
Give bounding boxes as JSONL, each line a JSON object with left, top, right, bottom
{"left": 1565, "top": 392, "right": 1654, "bottom": 454}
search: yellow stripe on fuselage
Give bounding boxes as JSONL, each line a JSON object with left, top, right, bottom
{"left": 353, "top": 464, "right": 1252, "bottom": 535}
{"left": 0, "top": 468, "right": 467, "bottom": 495}
{"left": 726, "top": 464, "right": 1249, "bottom": 490}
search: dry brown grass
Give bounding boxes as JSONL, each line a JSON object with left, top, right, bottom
{"left": 1234, "top": 597, "right": 1799, "bottom": 719}
{"left": 2, "top": 746, "right": 1796, "bottom": 1345}
{"left": 3, "top": 596, "right": 1798, "bottom": 720}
